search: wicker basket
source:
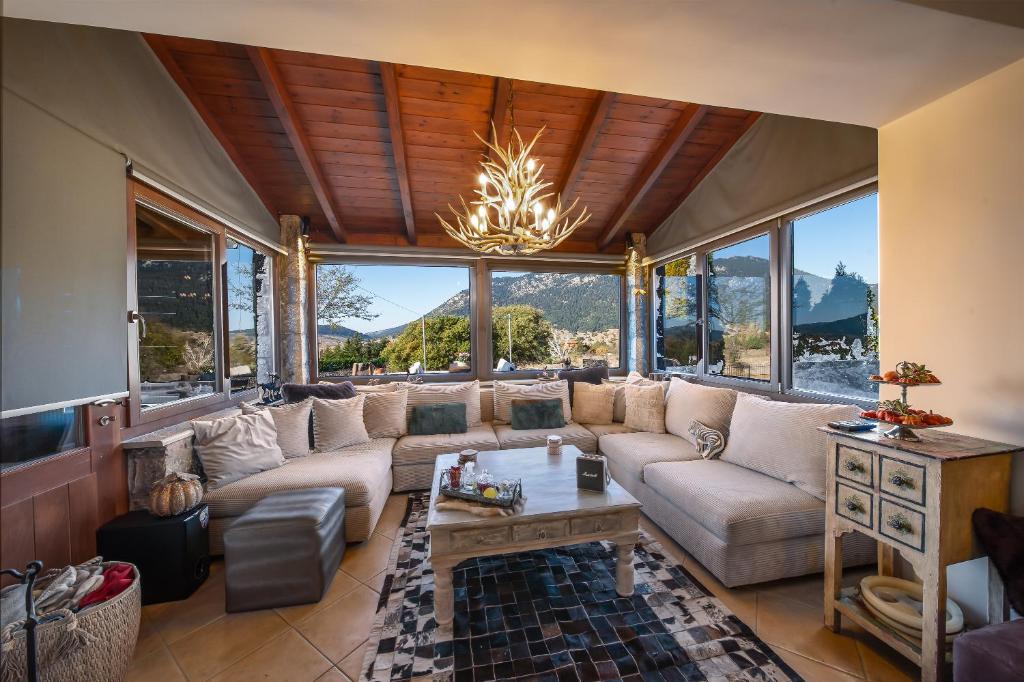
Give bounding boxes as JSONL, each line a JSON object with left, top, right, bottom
{"left": 0, "top": 562, "right": 141, "bottom": 682}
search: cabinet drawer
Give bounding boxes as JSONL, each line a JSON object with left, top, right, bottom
{"left": 450, "top": 526, "right": 509, "bottom": 552}
{"left": 879, "top": 456, "right": 926, "bottom": 506}
{"left": 835, "top": 445, "right": 874, "bottom": 487}
{"left": 835, "top": 483, "right": 874, "bottom": 529}
{"left": 512, "top": 520, "right": 569, "bottom": 543}
{"left": 878, "top": 499, "right": 925, "bottom": 552}
{"left": 570, "top": 514, "right": 621, "bottom": 536}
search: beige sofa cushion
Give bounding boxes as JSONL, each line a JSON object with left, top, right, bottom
{"left": 598, "top": 431, "right": 699, "bottom": 489}
{"left": 664, "top": 378, "right": 737, "bottom": 446}
{"left": 192, "top": 411, "right": 285, "bottom": 490}
{"left": 363, "top": 389, "right": 408, "bottom": 438}
{"left": 406, "top": 381, "right": 482, "bottom": 427}
{"left": 571, "top": 382, "right": 615, "bottom": 425}
{"left": 392, "top": 423, "right": 500, "bottom": 467}
{"left": 203, "top": 437, "right": 395, "bottom": 518}
{"left": 582, "top": 422, "right": 635, "bottom": 438}
{"left": 643, "top": 459, "right": 826, "bottom": 545}
{"left": 624, "top": 383, "right": 666, "bottom": 433}
{"left": 240, "top": 399, "right": 311, "bottom": 459}
{"left": 720, "top": 394, "right": 859, "bottom": 501}
{"left": 493, "top": 380, "right": 572, "bottom": 425}
{"left": 492, "top": 422, "right": 596, "bottom": 453}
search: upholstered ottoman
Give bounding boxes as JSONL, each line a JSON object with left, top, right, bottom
{"left": 224, "top": 487, "right": 346, "bottom": 612}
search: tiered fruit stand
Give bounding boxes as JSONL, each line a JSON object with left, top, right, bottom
{"left": 862, "top": 361, "right": 952, "bottom": 441}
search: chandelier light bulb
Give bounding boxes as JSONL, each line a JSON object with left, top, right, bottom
{"left": 478, "top": 173, "right": 488, "bottom": 186}
{"left": 477, "top": 206, "right": 486, "bottom": 217}
{"left": 547, "top": 208, "right": 556, "bottom": 221}
{"left": 470, "top": 214, "right": 479, "bottom": 227}
{"left": 526, "top": 158, "right": 536, "bottom": 171}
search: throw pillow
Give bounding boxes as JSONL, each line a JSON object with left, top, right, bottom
{"left": 493, "top": 380, "right": 572, "bottom": 424}
{"left": 311, "top": 395, "right": 370, "bottom": 452}
{"left": 624, "top": 383, "right": 666, "bottom": 433}
{"left": 283, "top": 381, "right": 355, "bottom": 403}
{"left": 405, "top": 381, "right": 481, "bottom": 426}
{"left": 192, "top": 411, "right": 284, "bottom": 490}
{"left": 689, "top": 420, "right": 727, "bottom": 459}
{"left": 510, "top": 398, "right": 565, "bottom": 430}
{"left": 972, "top": 508, "right": 1024, "bottom": 616}
{"left": 664, "top": 377, "right": 738, "bottom": 447}
{"left": 720, "top": 394, "right": 860, "bottom": 501}
{"left": 558, "top": 365, "right": 609, "bottom": 404}
{"left": 357, "top": 383, "right": 399, "bottom": 393}
{"left": 363, "top": 389, "right": 408, "bottom": 438}
{"left": 571, "top": 382, "right": 615, "bottom": 425}
{"left": 408, "top": 402, "right": 468, "bottom": 436}
{"left": 240, "top": 399, "right": 312, "bottom": 459}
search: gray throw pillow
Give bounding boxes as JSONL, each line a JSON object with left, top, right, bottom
{"left": 282, "top": 381, "right": 355, "bottom": 403}
{"left": 688, "top": 419, "right": 727, "bottom": 459}
{"left": 408, "top": 402, "right": 467, "bottom": 436}
{"left": 192, "top": 411, "right": 285, "bottom": 490}
{"left": 510, "top": 398, "right": 565, "bottom": 430}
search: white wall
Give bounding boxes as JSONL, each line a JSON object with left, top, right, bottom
{"left": 878, "top": 57, "right": 1024, "bottom": 623}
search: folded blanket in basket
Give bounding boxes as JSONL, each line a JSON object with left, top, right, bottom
{"left": 78, "top": 564, "right": 133, "bottom": 610}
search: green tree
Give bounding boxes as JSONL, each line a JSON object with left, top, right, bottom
{"left": 316, "top": 265, "right": 378, "bottom": 330}
{"left": 380, "top": 316, "right": 471, "bottom": 372}
{"left": 491, "top": 305, "right": 554, "bottom": 366}
{"left": 229, "top": 334, "right": 256, "bottom": 370}
{"left": 139, "top": 321, "right": 185, "bottom": 381}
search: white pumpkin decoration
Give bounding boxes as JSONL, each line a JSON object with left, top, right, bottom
{"left": 149, "top": 472, "right": 203, "bottom": 517}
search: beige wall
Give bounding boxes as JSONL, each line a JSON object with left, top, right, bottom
{"left": 879, "top": 56, "right": 1024, "bottom": 622}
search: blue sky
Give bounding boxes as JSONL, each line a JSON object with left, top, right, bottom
{"left": 319, "top": 264, "right": 470, "bottom": 332}
{"left": 715, "top": 192, "right": 878, "bottom": 283}
{"left": 227, "top": 242, "right": 255, "bottom": 333}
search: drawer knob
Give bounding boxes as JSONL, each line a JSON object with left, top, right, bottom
{"left": 887, "top": 512, "right": 914, "bottom": 535}
{"left": 844, "top": 496, "right": 866, "bottom": 514}
{"left": 594, "top": 522, "right": 603, "bottom": 532}
{"left": 537, "top": 529, "right": 547, "bottom": 539}
{"left": 843, "top": 459, "right": 865, "bottom": 474}
{"left": 889, "top": 470, "right": 915, "bottom": 490}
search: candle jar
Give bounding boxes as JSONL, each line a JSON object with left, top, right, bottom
{"left": 547, "top": 435, "right": 563, "bottom": 456}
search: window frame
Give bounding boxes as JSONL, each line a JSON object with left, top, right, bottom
{"left": 309, "top": 257, "right": 480, "bottom": 384}
{"left": 223, "top": 231, "right": 278, "bottom": 400}
{"left": 482, "top": 260, "right": 628, "bottom": 381}
{"left": 308, "top": 256, "right": 629, "bottom": 384}
{"left": 127, "top": 180, "right": 277, "bottom": 426}
{"left": 649, "top": 181, "right": 878, "bottom": 405}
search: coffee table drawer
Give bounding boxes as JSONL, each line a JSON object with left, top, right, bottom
{"left": 450, "top": 526, "right": 510, "bottom": 551}
{"left": 571, "top": 514, "right": 621, "bottom": 535}
{"left": 512, "top": 520, "right": 569, "bottom": 543}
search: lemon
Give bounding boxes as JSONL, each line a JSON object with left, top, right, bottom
{"left": 482, "top": 487, "right": 498, "bottom": 499}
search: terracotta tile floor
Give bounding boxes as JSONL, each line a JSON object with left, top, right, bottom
{"left": 128, "top": 494, "right": 921, "bottom": 681}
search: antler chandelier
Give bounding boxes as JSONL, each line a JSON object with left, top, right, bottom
{"left": 437, "top": 86, "right": 590, "bottom": 255}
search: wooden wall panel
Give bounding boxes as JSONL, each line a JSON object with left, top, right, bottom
{"left": 0, "top": 498, "right": 35, "bottom": 587}
{"left": 32, "top": 485, "right": 72, "bottom": 572}
{"left": 68, "top": 474, "right": 100, "bottom": 563}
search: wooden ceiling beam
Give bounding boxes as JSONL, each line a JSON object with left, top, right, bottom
{"left": 489, "top": 77, "right": 513, "bottom": 155}
{"left": 246, "top": 45, "right": 346, "bottom": 242}
{"left": 598, "top": 104, "right": 709, "bottom": 250}
{"left": 558, "top": 91, "right": 614, "bottom": 202}
{"left": 650, "top": 111, "right": 762, "bottom": 231}
{"left": 143, "top": 35, "right": 279, "bottom": 220}
{"left": 378, "top": 62, "right": 416, "bottom": 245}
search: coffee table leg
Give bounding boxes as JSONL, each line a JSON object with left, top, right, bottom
{"left": 615, "top": 533, "right": 638, "bottom": 596}
{"left": 433, "top": 558, "right": 455, "bottom": 626}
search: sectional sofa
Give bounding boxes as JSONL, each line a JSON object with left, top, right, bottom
{"left": 200, "top": 378, "right": 874, "bottom": 586}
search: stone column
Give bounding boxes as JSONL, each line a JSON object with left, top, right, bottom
{"left": 626, "top": 233, "right": 649, "bottom": 375}
{"left": 278, "top": 215, "right": 309, "bottom": 384}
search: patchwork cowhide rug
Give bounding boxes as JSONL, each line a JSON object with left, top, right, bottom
{"left": 359, "top": 493, "right": 801, "bottom": 681}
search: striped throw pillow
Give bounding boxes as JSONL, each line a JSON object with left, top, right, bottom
{"left": 493, "top": 380, "right": 572, "bottom": 424}
{"left": 404, "top": 380, "right": 481, "bottom": 427}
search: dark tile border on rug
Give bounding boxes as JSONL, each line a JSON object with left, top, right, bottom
{"left": 361, "top": 493, "right": 803, "bottom": 682}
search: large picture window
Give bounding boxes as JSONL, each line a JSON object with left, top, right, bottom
{"left": 134, "top": 202, "right": 219, "bottom": 410}
{"left": 707, "top": 234, "right": 771, "bottom": 381}
{"left": 315, "top": 264, "right": 472, "bottom": 377}
{"left": 490, "top": 270, "right": 622, "bottom": 372}
{"left": 790, "top": 193, "right": 879, "bottom": 400}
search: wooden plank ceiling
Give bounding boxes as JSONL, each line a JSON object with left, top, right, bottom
{"left": 145, "top": 34, "right": 760, "bottom": 252}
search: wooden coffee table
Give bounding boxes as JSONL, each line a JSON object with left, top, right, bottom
{"left": 426, "top": 445, "right": 641, "bottom": 626}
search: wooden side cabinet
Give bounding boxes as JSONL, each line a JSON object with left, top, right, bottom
{"left": 821, "top": 427, "right": 1018, "bottom": 682}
